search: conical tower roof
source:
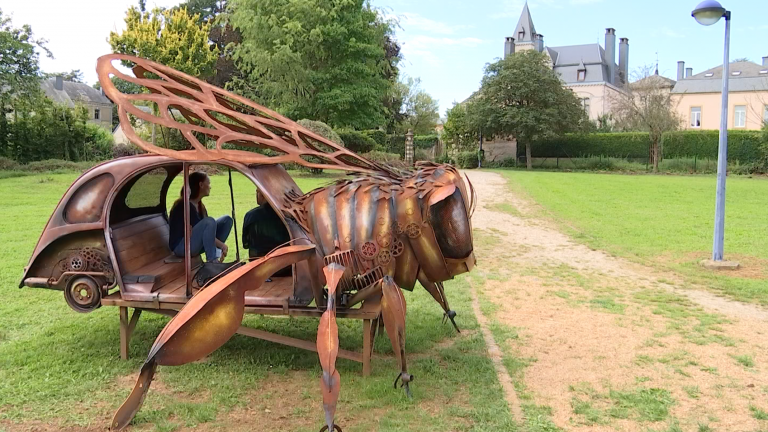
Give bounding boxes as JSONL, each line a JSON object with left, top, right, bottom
{"left": 514, "top": 2, "right": 536, "bottom": 43}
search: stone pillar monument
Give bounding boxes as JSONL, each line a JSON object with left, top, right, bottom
{"left": 405, "top": 129, "right": 414, "bottom": 166}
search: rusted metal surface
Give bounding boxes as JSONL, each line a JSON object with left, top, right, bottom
{"left": 21, "top": 55, "right": 479, "bottom": 432}
{"left": 111, "top": 244, "right": 316, "bottom": 430}
{"left": 96, "top": 54, "right": 393, "bottom": 175}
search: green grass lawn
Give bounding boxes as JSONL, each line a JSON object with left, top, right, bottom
{"left": 0, "top": 170, "right": 514, "bottom": 431}
{"left": 495, "top": 170, "right": 768, "bottom": 305}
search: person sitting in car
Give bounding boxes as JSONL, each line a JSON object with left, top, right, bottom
{"left": 168, "top": 171, "right": 233, "bottom": 262}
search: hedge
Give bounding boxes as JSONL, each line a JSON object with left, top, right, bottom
{"left": 337, "top": 130, "right": 376, "bottom": 154}
{"left": 524, "top": 130, "right": 765, "bottom": 163}
{"left": 362, "top": 130, "right": 387, "bottom": 148}
{"left": 414, "top": 134, "right": 439, "bottom": 149}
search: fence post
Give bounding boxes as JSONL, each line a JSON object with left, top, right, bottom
{"left": 694, "top": 155, "right": 697, "bottom": 172}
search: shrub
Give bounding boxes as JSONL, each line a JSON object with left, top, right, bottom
{"left": 482, "top": 157, "right": 517, "bottom": 168}
{"left": 0, "top": 157, "right": 19, "bottom": 171}
{"left": 456, "top": 151, "right": 479, "bottom": 169}
{"left": 297, "top": 119, "right": 343, "bottom": 174}
{"left": 385, "top": 134, "right": 405, "bottom": 156}
{"left": 362, "top": 150, "right": 404, "bottom": 166}
{"left": 112, "top": 143, "right": 144, "bottom": 159}
{"left": 23, "top": 159, "right": 96, "bottom": 173}
{"left": 414, "top": 148, "right": 431, "bottom": 162}
{"left": 526, "top": 133, "right": 650, "bottom": 159}
{"left": 414, "top": 134, "right": 439, "bottom": 149}
{"left": 83, "top": 123, "right": 114, "bottom": 161}
{"left": 337, "top": 130, "right": 376, "bottom": 154}
{"left": 435, "top": 154, "right": 455, "bottom": 165}
{"left": 363, "top": 130, "right": 387, "bottom": 148}
{"left": 297, "top": 119, "right": 344, "bottom": 145}
{"left": 663, "top": 130, "right": 764, "bottom": 163}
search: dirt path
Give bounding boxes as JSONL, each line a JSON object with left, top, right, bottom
{"left": 464, "top": 170, "right": 768, "bottom": 431}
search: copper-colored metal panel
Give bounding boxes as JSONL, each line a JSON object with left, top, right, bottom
{"left": 311, "top": 186, "right": 337, "bottom": 257}
{"left": 63, "top": 173, "right": 114, "bottom": 224}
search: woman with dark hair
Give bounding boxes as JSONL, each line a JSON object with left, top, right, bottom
{"left": 168, "top": 171, "right": 233, "bottom": 262}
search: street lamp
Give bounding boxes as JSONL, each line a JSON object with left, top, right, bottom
{"left": 692, "top": 1, "right": 735, "bottom": 266}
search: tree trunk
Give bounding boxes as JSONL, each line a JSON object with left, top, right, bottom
{"left": 651, "top": 139, "right": 659, "bottom": 173}
{"left": 526, "top": 143, "right": 532, "bottom": 170}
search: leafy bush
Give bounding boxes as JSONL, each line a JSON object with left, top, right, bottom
{"left": 112, "top": 143, "right": 144, "bottom": 159}
{"left": 297, "top": 119, "right": 343, "bottom": 145}
{"left": 414, "top": 148, "right": 431, "bottom": 162}
{"left": 456, "top": 151, "right": 479, "bottom": 169}
{"left": 663, "top": 130, "right": 764, "bottom": 163}
{"left": 297, "top": 119, "right": 343, "bottom": 174}
{"left": 0, "top": 157, "right": 19, "bottom": 171}
{"left": 83, "top": 123, "right": 114, "bottom": 160}
{"left": 362, "top": 150, "right": 403, "bottom": 165}
{"left": 527, "top": 133, "right": 650, "bottom": 158}
{"left": 435, "top": 154, "right": 455, "bottom": 165}
{"left": 414, "top": 134, "right": 439, "bottom": 149}
{"left": 482, "top": 157, "right": 516, "bottom": 168}
{"left": 337, "top": 130, "right": 376, "bottom": 154}
{"left": 363, "top": 130, "right": 387, "bottom": 148}
{"left": 22, "top": 159, "right": 97, "bottom": 173}
{"left": 385, "top": 134, "right": 405, "bottom": 156}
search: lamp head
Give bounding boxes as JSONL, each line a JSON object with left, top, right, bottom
{"left": 692, "top": 0, "right": 727, "bottom": 26}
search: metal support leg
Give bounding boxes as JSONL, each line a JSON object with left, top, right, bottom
{"left": 362, "top": 319, "right": 372, "bottom": 377}
{"left": 119, "top": 307, "right": 129, "bottom": 360}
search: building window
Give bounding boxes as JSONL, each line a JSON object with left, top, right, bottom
{"left": 734, "top": 105, "right": 746, "bottom": 128}
{"left": 582, "top": 98, "right": 590, "bottom": 114}
{"left": 518, "top": 31, "right": 524, "bottom": 40}
{"left": 577, "top": 70, "right": 586, "bottom": 81}
{"left": 763, "top": 105, "right": 768, "bottom": 125}
{"left": 94, "top": 108, "right": 100, "bottom": 120}
{"left": 690, "top": 107, "right": 701, "bottom": 128}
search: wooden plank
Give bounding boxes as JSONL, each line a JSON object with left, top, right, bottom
{"left": 121, "top": 248, "right": 173, "bottom": 274}
{"left": 235, "top": 326, "right": 363, "bottom": 363}
{"left": 119, "top": 307, "right": 129, "bottom": 360}
{"left": 114, "top": 227, "right": 168, "bottom": 253}
{"left": 112, "top": 215, "right": 167, "bottom": 240}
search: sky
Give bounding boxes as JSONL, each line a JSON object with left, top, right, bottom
{"left": 4, "top": 0, "right": 768, "bottom": 117}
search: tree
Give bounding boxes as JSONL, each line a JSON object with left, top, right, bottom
{"left": 442, "top": 102, "right": 478, "bottom": 153}
{"left": 93, "top": 77, "right": 145, "bottom": 128}
{"left": 0, "top": 8, "right": 51, "bottom": 158}
{"left": 228, "top": 0, "right": 395, "bottom": 129}
{"left": 176, "top": 0, "right": 241, "bottom": 87}
{"left": 43, "top": 69, "right": 84, "bottom": 83}
{"left": 398, "top": 76, "right": 439, "bottom": 135}
{"left": 612, "top": 66, "right": 682, "bottom": 172}
{"left": 109, "top": 6, "right": 219, "bottom": 79}
{"left": 471, "top": 50, "right": 588, "bottom": 169}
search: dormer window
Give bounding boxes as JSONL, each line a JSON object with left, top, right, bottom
{"left": 760, "top": 70, "right": 768, "bottom": 74}
{"left": 705, "top": 73, "right": 714, "bottom": 77}
{"left": 519, "top": 31, "right": 525, "bottom": 40}
{"left": 731, "top": 71, "right": 741, "bottom": 76}
{"left": 577, "top": 70, "right": 586, "bottom": 81}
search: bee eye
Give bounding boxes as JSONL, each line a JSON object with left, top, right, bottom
{"left": 429, "top": 188, "right": 472, "bottom": 259}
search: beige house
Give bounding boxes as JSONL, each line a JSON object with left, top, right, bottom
{"left": 504, "top": 2, "right": 629, "bottom": 121}
{"left": 41, "top": 76, "right": 113, "bottom": 130}
{"left": 672, "top": 58, "right": 768, "bottom": 130}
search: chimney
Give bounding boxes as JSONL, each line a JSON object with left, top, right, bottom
{"left": 677, "top": 61, "right": 685, "bottom": 81}
{"left": 605, "top": 28, "right": 616, "bottom": 85}
{"left": 54, "top": 75, "right": 64, "bottom": 91}
{"left": 685, "top": 67, "right": 693, "bottom": 78}
{"left": 763, "top": 56, "right": 768, "bottom": 66}
{"left": 618, "top": 37, "right": 629, "bottom": 84}
{"left": 537, "top": 34, "right": 544, "bottom": 52}
{"left": 504, "top": 37, "right": 516, "bottom": 58}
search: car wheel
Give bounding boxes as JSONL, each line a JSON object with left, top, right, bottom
{"left": 64, "top": 276, "right": 102, "bottom": 313}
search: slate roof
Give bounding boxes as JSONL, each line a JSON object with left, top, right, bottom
{"left": 632, "top": 73, "right": 677, "bottom": 89}
{"left": 513, "top": 2, "right": 536, "bottom": 43}
{"left": 547, "top": 44, "right": 618, "bottom": 85}
{"left": 671, "top": 61, "right": 768, "bottom": 93}
{"left": 40, "top": 78, "right": 113, "bottom": 108}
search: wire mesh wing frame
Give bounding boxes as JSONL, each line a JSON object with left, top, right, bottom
{"left": 96, "top": 54, "right": 391, "bottom": 175}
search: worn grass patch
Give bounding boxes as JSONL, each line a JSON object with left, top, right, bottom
{"left": 0, "top": 172, "right": 516, "bottom": 431}
{"left": 569, "top": 382, "right": 674, "bottom": 425}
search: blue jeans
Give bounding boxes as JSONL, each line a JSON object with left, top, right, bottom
{"left": 173, "top": 216, "right": 233, "bottom": 262}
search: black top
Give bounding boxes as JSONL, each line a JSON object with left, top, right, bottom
{"left": 242, "top": 204, "right": 290, "bottom": 257}
{"left": 168, "top": 201, "right": 204, "bottom": 251}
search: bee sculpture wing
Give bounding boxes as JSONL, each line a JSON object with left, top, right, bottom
{"left": 96, "top": 54, "right": 392, "bottom": 175}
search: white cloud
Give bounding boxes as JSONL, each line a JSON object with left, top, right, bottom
{"left": 400, "top": 36, "right": 485, "bottom": 67}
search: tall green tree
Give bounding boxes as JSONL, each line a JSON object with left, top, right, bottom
{"left": 0, "top": 8, "right": 51, "bottom": 158}
{"left": 175, "top": 0, "right": 241, "bottom": 87}
{"left": 442, "top": 102, "right": 478, "bottom": 153}
{"left": 43, "top": 69, "right": 84, "bottom": 83}
{"left": 471, "top": 50, "right": 588, "bottom": 169}
{"left": 398, "top": 76, "right": 439, "bottom": 134}
{"left": 228, "top": 0, "right": 395, "bottom": 129}
{"left": 109, "top": 6, "right": 219, "bottom": 79}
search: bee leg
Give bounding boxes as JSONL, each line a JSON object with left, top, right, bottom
{"left": 381, "top": 276, "right": 413, "bottom": 398}
{"left": 317, "top": 264, "right": 345, "bottom": 432}
{"left": 419, "top": 274, "right": 460, "bottom": 333}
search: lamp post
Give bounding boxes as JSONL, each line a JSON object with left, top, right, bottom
{"left": 692, "top": 1, "right": 735, "bottom": 265}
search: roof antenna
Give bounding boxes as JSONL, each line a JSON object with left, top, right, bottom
{"left": 655, "top": 52, "right": 659, "bottom": 75}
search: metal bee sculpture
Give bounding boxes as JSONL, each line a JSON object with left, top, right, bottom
{"left": 99, "top": 54, "right": 477, "bottom": 432}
